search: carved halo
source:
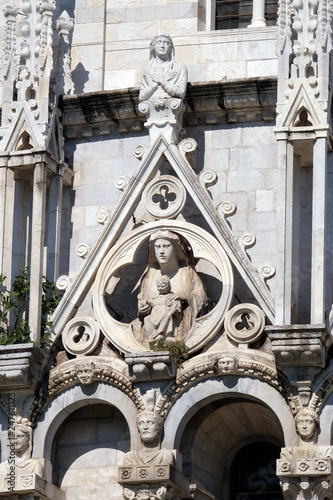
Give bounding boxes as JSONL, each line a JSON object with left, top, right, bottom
{"left": 93, "top": 220, "right": 234, "bottom": 354}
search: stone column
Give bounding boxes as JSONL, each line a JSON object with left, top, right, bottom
{"left": 46, "top": 172, "right": 63, "bottom": 283}
{"left": 276, "top": 136, "right": 295, "bottom": 324}
{"left": 311, "top": 136, "right": 327, "bottom": 324}
{"left": 29, "top": 162, "right": 47, "bottom": 342}
{"left": 0, "top": 165, "right": 15, "bottom": 284}
{"left": 249, "top": 0, "right": 266, "bottom": 27}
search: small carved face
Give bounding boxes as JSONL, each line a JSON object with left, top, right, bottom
{"left": 14, "top": 430, "right": 30, "bottom": 454}
{"left": 217, "top": 356, "right": 237, "bottom": 373}
{"left": 296, "top": 414, "right": 317, "bottom": 440}
{"left": 77, "top": 367, "right": 94, "bottom": 385}
{"left": 154, "top": 239, "right": 177, "bottom": 266}
{"left": 156, "top": 277, "right": 171, "bottom": 294}
{"left": 154, "top": 37, "right": 172, "bottom": 58}
{"left": 137, "top": 414, "right": 159, "bottom": 444}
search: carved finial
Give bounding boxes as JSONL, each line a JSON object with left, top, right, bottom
{"left": 56, "top": 10, "right": 74, "bottom": 37}
{"left": 3, "top": 0, "right": 19, "bottom": 18}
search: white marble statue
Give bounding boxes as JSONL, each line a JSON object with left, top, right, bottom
{"left": 141, "top": 275, "right": 182, "bottom": 347}
{"left": 139, "top": 33, "right": 188, "bottom": 102}
{"left": 0, "top": 419, "right": 43, "bottom": 485}
{"left": 280, "top": 409, "right": 332, "bottom": 460}
{"left": 123, "top": 411, "right": 175, "bottom": 466}
{"left": 138, "top": 230, "right": 207, "bottom": 343}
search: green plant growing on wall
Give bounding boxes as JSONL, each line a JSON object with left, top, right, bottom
{"left": 0, "top": 268, "right": 61, "bottom": 348}
{"left": 152, "top": 338, "right": 190, "bottom": 368}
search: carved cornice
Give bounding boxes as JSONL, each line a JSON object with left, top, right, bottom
{"left": 28, "top": 357, "right": 145, "bottom": 425}
{"left": 61, "top": 78, "right": 277, "bottom": 139}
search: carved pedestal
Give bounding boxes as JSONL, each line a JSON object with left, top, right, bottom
{"left": 125, "top": 352, "right": 176, "bottom": 382}
{"left": 138, "top": 98, "right": 185, "bottom": 144}
{"left": 277, "top": 455, "right": 333, "bottom": 500}
{"left": 0, "top": 473, "right": 65, "bottom": 500}
{"left": 118, "top": 464, "right": 190, "bottom": 500}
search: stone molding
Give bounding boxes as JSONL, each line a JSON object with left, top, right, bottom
{"left": 28, "top": 357, "right": 145, "bottom": 425}
{"left": 266, "top": 325, "right": 330, "bottom": 368}
{"left": 153, "top": 351, "right": 297, "bottom": 418}
{"left": 0, "top": 473, "right": 65, "bottom": 500}
{"left": 119, "top": 464, "right": 190, "bottom": 500}
{"left": 125, "top": 352, "right": 176, "bottom": 382}
{"left": 61, "top": 78, "right": 277, "bottom": 139}
{"left": 0, "top": 343, "right": 45, "bottom": 392}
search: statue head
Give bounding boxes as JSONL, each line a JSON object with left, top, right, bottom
{"left": 215, "top": 354, "right": 238, "bottom": 374}
{"left": 9, "top": 420, "right": 33, "bottom": 458}
{"left": 150, "top": 33, "right": 174, "bottom": 62}
{"left": 295, "top": 409, "right": 319, "bottom": 441}
{"left": 149, "top": 230, "right": 192, "bottom": 269}
{"left": 76, "top": 361, "right": 96, "bottom": 385}
{"left": 136, "top": 411, "right": 163, "bottom": 445}
{"left": 156, "top": 275, "right": 171, "bottom": 294}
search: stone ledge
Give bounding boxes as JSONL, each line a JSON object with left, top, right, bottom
{"left": 0, "top": 343, "right": 45, "bottom": 391}
{"left": 61, "top": 78, "right": 277, "bottom": 138}
{"left": 266, "top": 325, "right": 330, "bottom": 368}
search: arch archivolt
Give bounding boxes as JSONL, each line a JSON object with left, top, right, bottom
{"left": 28, "top": 356, "right": 145, "bottom": 425}
{"left": 155, "top": 352, "right": 299, "bottom": 420}
{"left": 162, "top": 375, "right": 298, "bottom": 449}
{"left": 33, "top": 382, "right": 141, "bottom": 462}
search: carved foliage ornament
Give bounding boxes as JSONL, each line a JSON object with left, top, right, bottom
{"left": 93, "top": 220, "right": 234, "bottom": 354}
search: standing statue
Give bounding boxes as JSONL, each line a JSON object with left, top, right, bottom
{"left": 123, "top": 411, "right": 175, "bottom": 466}
{"left": 137, "top": 230, "right": 207, "bottom": 343}
{"left": 139, "top": 33, "right": 188, "bottom": 102}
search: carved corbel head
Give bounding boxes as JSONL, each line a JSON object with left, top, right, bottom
{"left": 136, "top": 410, "right": 164, "bottom": 447}
{"left": 213, "top": 353, "right": 239, "bottom": 375}
{"left": 295, "top": 408, "right": 319, "bottom": 442}
{"left": 75, "top": 360, "right": 96, "bottom": 385}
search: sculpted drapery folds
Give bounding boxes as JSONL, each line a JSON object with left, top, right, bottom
{"left": 139, "top": 33, "right": 188, "bottom": 102}
{"left": 137, "top": 230, "right": 207, "bottom": 343}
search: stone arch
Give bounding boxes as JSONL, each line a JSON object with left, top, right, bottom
{"left": 163, "top": 377, "right": 294, "bottom": 499}
{"left": 163, "top": 376, "right": 297, "bottom": 449}
{"left": 33, "top": 383, "right": 141, "bottom": 461}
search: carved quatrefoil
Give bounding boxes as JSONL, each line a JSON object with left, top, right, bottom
{"left": 142, "top": 175, "right": 186, "bottom": 219}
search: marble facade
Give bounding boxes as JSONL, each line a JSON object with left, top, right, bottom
{"left": 0, "top": 1, "right": 332, "bottom": 499}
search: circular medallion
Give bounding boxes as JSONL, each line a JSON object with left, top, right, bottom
{"left": 142, "top": 176, "right": 186, "bottom": 219}
{"left": 224, "top": 304, "right": 265, "bottom": 344}
{"left": 93, "top": 220, "right": 234, "bottom": 354}
{"left": 62, "top": 316, "right": 100, "bottom": 355}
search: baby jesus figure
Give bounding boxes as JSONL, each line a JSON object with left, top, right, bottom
{"left": 141, "top": 275, "right": 182, "bottom": 346}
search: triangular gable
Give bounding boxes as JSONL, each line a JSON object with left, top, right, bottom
{"left": 0, "top": 101, "right": 46, "bottom": 152}
{"left": 280, "top": 80, "right": 323, "bottom": 128}
{"left": 50, "top": 134, "right": 275, "bottom": 343}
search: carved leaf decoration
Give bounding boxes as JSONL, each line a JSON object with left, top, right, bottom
{"left": 277, "top": 0, "right": 293, "bottom": 54}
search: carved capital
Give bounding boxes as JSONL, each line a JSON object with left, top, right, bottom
{"left": 138, "top": 98, "right": 186, "bottom": 144}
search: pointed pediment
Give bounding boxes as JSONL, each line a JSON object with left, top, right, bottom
{"left": 51, "top": 134, "right": 275, "bottom": 345}
{"left": 0, "top": 101, "right": 46, "bottom": 152}
{"left": 281, "top": 80, "right": 323, "bottom": 128}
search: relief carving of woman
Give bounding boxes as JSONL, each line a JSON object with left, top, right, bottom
{"left": 137, "top": 230, "right": 207, "bottom": 344}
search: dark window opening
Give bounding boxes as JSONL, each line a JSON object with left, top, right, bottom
{"left": 230, "top": 441, "right": 283, "bottom": 500}
{"left": 215, "top": 0, "right": 252, "bottom": 29}
{"left": 265, "top": 0, "right": 278, "bottom": 26}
